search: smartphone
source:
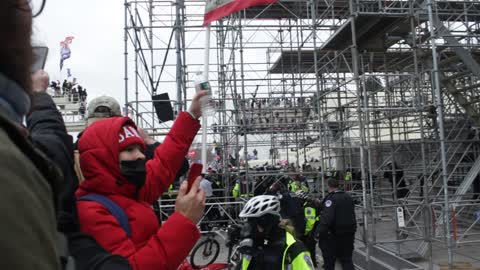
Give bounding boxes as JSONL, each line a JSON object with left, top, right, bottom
{"left": 31, "top": 46, "right": 49, "bottom": 73}
{"left": 187, "top": 163, "right": 203, "bottom": 192}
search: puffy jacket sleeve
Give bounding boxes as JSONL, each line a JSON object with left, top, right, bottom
{"left": 139, "top": 112, "right": 200, "bottom": 203}
{"left": 145, "top": 142, "right": 190, "bottom": 182}
{"left": 77, "top": 201, "right": 200, "bottom": 270}
{"left": 27, "top": 92, "right": 79, "bottom": 233}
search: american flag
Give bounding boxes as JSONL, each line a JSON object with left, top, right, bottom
{"left": 60, "top": 36, "right": 74, "bottom": 70}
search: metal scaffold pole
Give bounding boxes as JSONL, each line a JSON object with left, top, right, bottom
{"left": 348, "top": 0, "right": 371, "bottom": 265}
{"left": 310, "top": 0, "right": 326, "bottom": 198}
{"left": 238, "top": 16, "right": 250, "bottom": 196}
{"left": 124, "top": 0, "right": 129, "bottom": 115}
{"left": 426, "top": 0, "right": 453, "bottom": 268}
{"left": 149, "top": 0, "right": 155, "bottom": 123}
{"left": 216, "top": 19, "right": 229, "bottom": 198}
{"left": 409, "top": 2, "right": 433, "bottom": 267}
{"left": 175, "top": 0, "right": 183, "bottom": 113}
{"left": 134, "top": 1, "right": 140, "bottom": 124}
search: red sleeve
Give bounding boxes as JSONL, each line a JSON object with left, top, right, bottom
{"left": 139, "top": 112, "right": 200, "bottom": 203}
{"left": 78, "top": 201, "right": 201, "bottom": 270}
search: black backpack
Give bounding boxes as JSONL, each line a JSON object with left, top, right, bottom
{"left": 68, "top": 232, "right": 131, "bottom": 270}
{"left": 72, "top": 194, "right": 133, "bottom": 270}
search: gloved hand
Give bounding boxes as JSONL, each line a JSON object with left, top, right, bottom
{"left": 237, "top": 238, "right": 256, "bottom": 256}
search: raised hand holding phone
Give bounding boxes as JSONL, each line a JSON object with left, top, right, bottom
{"left": 187, "top": 163, "right": 203, "bottom": 192}
{"left": 175, "top": 167, "right": 206, "bottom": 224}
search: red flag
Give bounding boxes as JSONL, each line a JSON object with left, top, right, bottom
{"left": 204, "top": 0, "right": 278, "bottom": 26}
{"left": 60, "top": 36, "right": 74, "bottom": 48}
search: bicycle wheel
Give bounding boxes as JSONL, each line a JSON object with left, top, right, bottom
{"left": 190, "top": 238, "right": 221, "bottom": 268}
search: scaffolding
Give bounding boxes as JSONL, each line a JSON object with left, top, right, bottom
{"left": 124, "top": 0, "right": 480, "bottom": 268}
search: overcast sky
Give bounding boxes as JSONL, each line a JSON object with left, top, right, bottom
{"left": 33, "top": 0, "right": 126, "bottom": 103}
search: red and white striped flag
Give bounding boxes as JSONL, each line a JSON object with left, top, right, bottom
{"left": 204, "top": 0, "right": 278, "bottom": 25}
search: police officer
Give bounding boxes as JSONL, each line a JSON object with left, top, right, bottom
{"left": 318, "top": 178, "right": 357, "bottom": 270}
{"left": 232, "top": 180, "right": 241, "bottom": 198}
{"left": 296, "top": 190, "right": 320, "bottom": 268}
{"left": 300, "top": 181, "right": 309, "bottom": 192}
{"left": 288, "top": 179, "right": 301, "bottom": 192}
{"left": 238, "top": 195, "right": 315, "bottom": 270}
{"left": 344, "top": 169, "right": 353, "bottom": 191}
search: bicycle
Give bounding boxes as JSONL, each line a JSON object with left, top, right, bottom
{"left": 186, "top": 226, "right": 242, "bottom": 270}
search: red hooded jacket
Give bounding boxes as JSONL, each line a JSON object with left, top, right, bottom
{"left": 76, "top": 112, "right": 201, "bottom": 270}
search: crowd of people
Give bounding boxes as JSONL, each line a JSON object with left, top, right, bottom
{"left": 0, "top": 1, "right": 360, "bottom": 270}
{"left": 228, "top": 95, "right": 313, "bottom": 133}
{"left": 50, "top": 79, "right": 88, "bottom": 118}
{"left": 50, "top": 79, "right": 88, "bottom": 102}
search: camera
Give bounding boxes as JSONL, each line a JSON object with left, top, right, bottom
{"left": 227, "top": 222, "right": 254, "bottom": 246}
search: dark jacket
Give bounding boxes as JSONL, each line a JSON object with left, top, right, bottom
{"left": 384, "top": 168, "right": 408, "bottom": 198}
{"left": 0, "top": 114, "right": 62, "bottom": 270}
{"left": 0, "top": 76, "right": 61, "bottom": 270}
{"left": 318, "top": 190, "right": 357, "bottom": 237}
{"left": 279, "top": 193, "right": 306, "bottom": 237}
{"left": 28, "top": 92, "right": 80, "bottom": 233}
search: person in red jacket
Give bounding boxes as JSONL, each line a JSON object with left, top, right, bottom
{"left": 76, "top": 92, "right": 207, "bottom": 270}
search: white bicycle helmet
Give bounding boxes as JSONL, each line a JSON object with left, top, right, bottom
{"left": 295, "top": 190, "right": 308, "bottom": 200}
{"left": 239, "top": 195, "right": 281, "bottom": 218}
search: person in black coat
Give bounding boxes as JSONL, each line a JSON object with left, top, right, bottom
{"left": 62, "top": 80, "right": 68, "bottom": 95}
{"left": 266, "top": 179, "right": 306, "bottom": 237}
{"left": 317, "top": 178, "right": 357, "bottom": 270}
{"left": 28, "top": 88, "right": 79, "bottom": 234}
{"left": 29, "top": 71, "right": 131, "bottom": 270}
{"left": 384, "top": 162, "right": 409, "bottom": 199}
{"left": 0, "top": 69, "right": 63, "bottom": 270}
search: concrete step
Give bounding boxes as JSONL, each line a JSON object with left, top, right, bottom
{"left": 58, "top": 103, "right": 81, "bottom": 111}
{"left": 438, "top": 262, "right": 480, "bottom": 270}
{"left": 65, "top": 121, "right": 86, "bottom": 133}
{"left": 353, "top": 245, "right": 423, "bottom": 270}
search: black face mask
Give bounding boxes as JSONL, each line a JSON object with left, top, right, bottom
{"left": 120, "top": 160, "right": 146, "bottom": 189}
{"left": 250, "top": 214, "right": 280, "bottom": 244}
{"left": 244, "top": 219, "right": 267, "bottom": 247}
